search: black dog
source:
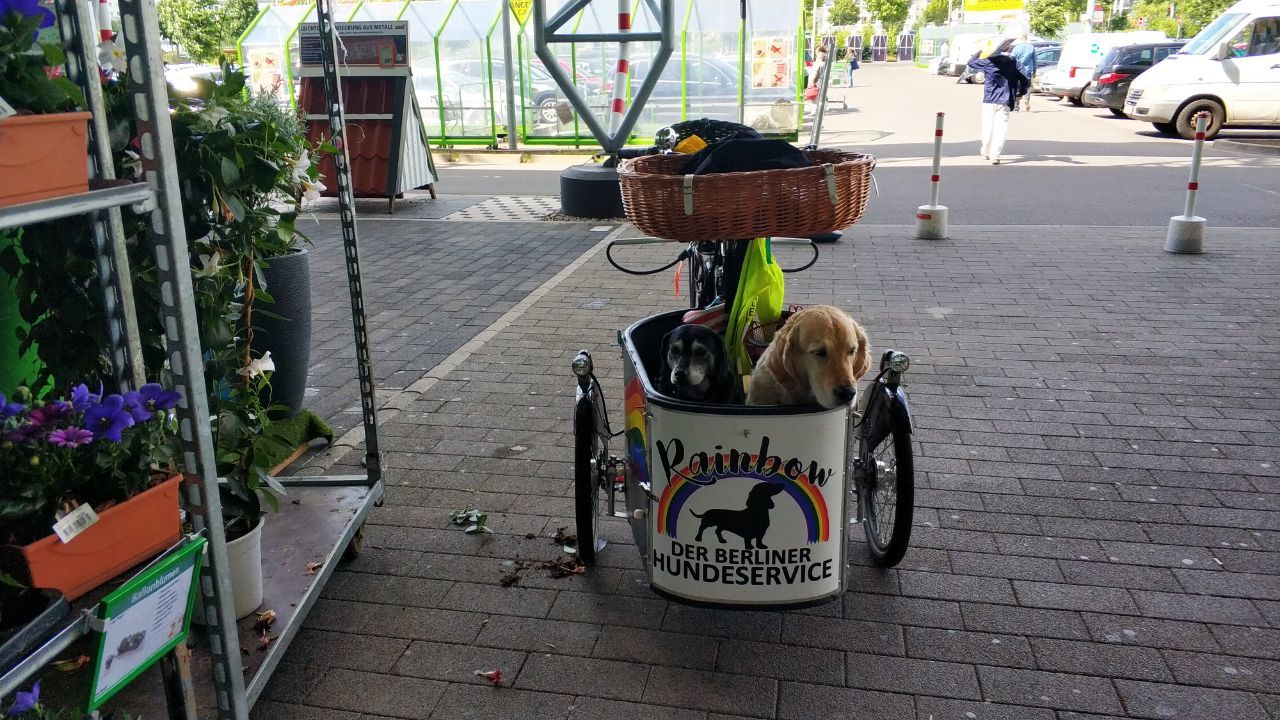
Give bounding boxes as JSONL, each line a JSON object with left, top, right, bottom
{"left": 690, "top": 482, "right": 785, "bottom": 549}
{"left": 658, "top": 324, "right": 743, "bottom": 404}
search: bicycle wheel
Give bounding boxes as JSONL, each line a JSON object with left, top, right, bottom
{"left": 574, "top": 390, "right": 606, "bottom": 565}
{"left": 858, "top": 395, "right": 914, "bottom": 567}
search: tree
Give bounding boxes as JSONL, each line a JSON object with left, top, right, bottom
{"left": 1128, "top": 0, "right": 1234, "bottom": 37}
{"left": 157, "top": 0, "right": 258, "bottom": 63}
{"left": 1028, "top": 0, "right": 1085, "bottom": 38}
{"left": 828, "top": 0, "right": 861, "bottom": 25}
{"left": 865, "top": 0, "right": 912, "bottom": 27}
{"left": 920, "top": 0, "right": 951, "bottom": 27}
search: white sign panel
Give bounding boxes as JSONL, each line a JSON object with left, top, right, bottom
{"left": 647, "top": 404, "right": 848, "bottom": 605}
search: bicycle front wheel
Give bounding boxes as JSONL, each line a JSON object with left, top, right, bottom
{"left": 574, "top": 389, "right": 607, "bottom": 565}
{"left": 858, "top": 397, "right": 914, "bottom": 567}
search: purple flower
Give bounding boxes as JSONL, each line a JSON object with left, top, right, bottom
{"left": 49, "top": 426, "right": 94, "bottom": 448}
{"left": 120, "top": 390, "right": 152, "bottom": 423}
{"left": 82, "top": 394, "right": 134, "bottom": 442}
{"left": 138, "top": 383, "right": 181, "bottom": 412}
{"left": 70, "top": 383, "right": 102, "bottom": 412}
{"left": 5, "top": 680, "right": 39, "bottom": 716}
{"left": 26, "top": 401, "right": 72, "bottom": 431}
{"left": 0, "top": 0, "right": 54, "bottom": 28}
{"left": 0, "top": 392, "right": 22, "bottom": 421}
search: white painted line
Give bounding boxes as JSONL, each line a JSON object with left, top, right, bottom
{"left": 318, "top": 224, "right": 629, "bottom": 469}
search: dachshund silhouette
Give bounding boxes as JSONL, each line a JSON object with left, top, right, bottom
{"left": 691, "top": 482, "right": 786, "bottom": 549}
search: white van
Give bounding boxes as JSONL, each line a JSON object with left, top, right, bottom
{"left": 1125, "top": 0, "right": 1280, "bottom": 138}
{"left": 1041, "top": 30, "right": 1170, "bottom": 103}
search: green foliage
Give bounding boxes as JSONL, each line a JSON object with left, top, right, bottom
{"left": 828, "top": 0, "right": 861, "bottom": 25}
{"left": 156, "top": 0, "right": 258, "bottom": 63}
{"left": 920, "top": 0, "right": 951, "bottom": 27}
{"left": 0, "top": 10, "right": 84, "bottom": 113}
{"left": 865, "top": 0, "right": 911, "bottom": 27}
{"left": 1028, "top": 0, "right": 1086, "bottom": 37}
{"left": 1127, "top": 0, "right": 1232, "bottom": 36}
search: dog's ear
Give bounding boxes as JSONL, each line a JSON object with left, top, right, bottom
{"left": 765, "top": 313, "right": 802, "bottom": 390}
{"left": 851, "top": 320, "right": 872, "bottom": 380}
{"left": 660, "top": 330, "right": 673, "bottom": 364}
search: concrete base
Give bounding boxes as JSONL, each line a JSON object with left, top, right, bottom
{"left": 914, "top": 205, "right": 949, "bottom": 240}
{"left": 560, "top": 164, "right": 623, "bottom": 219}
{"left": 1165, "top": 215, "right": 1206, "bottom": 254}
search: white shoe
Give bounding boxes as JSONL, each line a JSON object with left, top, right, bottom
{"left": 991, "top": 157, "right": 1000, "bottom": 165}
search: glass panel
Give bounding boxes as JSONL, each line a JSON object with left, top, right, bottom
{"left": 436, "top": 0, "right": 502, "bottom": 139}
{"left": 1246, "top": 17, "right": 1280, "bottom": 56}
{"left": 403, "top": 0, "right": 458, "bottom": 138}
{"left": 350, "top": 1, "right": 408, "bottom": 21}
{"left": 1181, "top": 13, "right": 1245, "bottom": 55}
{"left": 684, "top": 0, "right": 740, "bottom": 127}
{"left": 744, "top": 0, "right": 802, "bottom": 135}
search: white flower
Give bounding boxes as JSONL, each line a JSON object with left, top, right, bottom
{"left": 291, "top": 151, "right": 312, "bottom": 184}
{"left": 98, "top": 38, "right": 125, "bottom": 70}
{"left": 238, "top": 351, "right": 275, "bottom": 380}
{"left": 122, "top": 149, "right": 143, "bottom": 180}
{"left": 301, "top": 178, "right": 326, "bottom": 203}
{"left": 199, "top": 105, "right": 230, "bottom": 127}
{"left": 194, "top": 250, "right": 221, "bottom": 278}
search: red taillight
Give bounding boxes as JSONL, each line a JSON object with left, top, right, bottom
{"left": 1098, "top": 72, "right": 1132, "bottom": 85}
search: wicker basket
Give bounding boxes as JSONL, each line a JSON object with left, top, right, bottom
{"left": 619, "top": 149, "right": 875, "bottom": 242}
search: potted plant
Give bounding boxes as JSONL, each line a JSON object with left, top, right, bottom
{"left": 0, "top": 0, "right": 92, "bottom": 206}
{"left": 3, "top": 681, "right": 138, "bottom": 718}
{"left": 0, "top": 383, "right": 183, "bottom": 600}
{"left": 170, "top": 66, "right": 324, "bottom": 420}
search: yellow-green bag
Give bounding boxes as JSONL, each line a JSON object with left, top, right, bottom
{"left": 725, "top": 238, "right": 784, "bottom": 375}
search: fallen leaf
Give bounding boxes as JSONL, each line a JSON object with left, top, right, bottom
{"left": 474, "top": 669, "right": 503, "bottom": 686}
{"left": 52, "top": 655, "right": 90, "bottom": 671}
{"left": 259, "top": 633, "right": 278, "bottom": 650}
{"left": 499, "top": 571, "right": 521, "bottom": 587}
{"left": 253, "top": 609, "right": 278, "bottom": 633}
{"left": 305, "top": 560, "right": 324, "bottom": 575}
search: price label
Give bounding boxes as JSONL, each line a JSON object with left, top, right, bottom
{"left": 53, "top": 504, "right": 100, "bottom": 543}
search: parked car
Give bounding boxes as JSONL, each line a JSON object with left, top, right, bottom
{"left": 1126, "top": 0, "right": 1280, "bottom": 139}
{"left": 1029, "top": 43, "right": 1061, "bottom": 92}
{"left": 1041, "top": 30, "right": 1170, "bottom": 104}
{"left": 1082, "top": 41, "right": 1186, "bottom": 115}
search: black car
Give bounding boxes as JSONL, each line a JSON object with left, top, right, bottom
{"left": 1083, "top": 41, "right": 1186, "bottom": 116}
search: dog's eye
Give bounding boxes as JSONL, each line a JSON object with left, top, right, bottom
{"left": 847, "top": 348, "right": 857, "bottom": 356}
{"left": 812, "top": 348, "right": 827, "bottom": 358}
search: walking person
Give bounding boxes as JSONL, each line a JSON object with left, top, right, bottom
{"left": 1010, "top": 31, "right": 1037, "bottom": 111}
{"left": 966, "top": 39, "right": 1028, "bottom": 165}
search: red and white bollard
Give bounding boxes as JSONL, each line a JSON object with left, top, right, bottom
{"left": 1165, "top": 112, "right": 1209, "bottom": 254}
{"left": 98, "top": 0, "right": 113, "bottom": 41}
{"left": 915, "top": 111, "right": 948, "bottom": 240}
{"left": 607, "top": 0, "right": 631, "bottom": 135}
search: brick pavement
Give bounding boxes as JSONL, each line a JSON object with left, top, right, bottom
{"left": 300, "top": 218, "right": 606, "bottom": 434}
{"left": 258, "top": 224, "right": 1279, "bottom": 720}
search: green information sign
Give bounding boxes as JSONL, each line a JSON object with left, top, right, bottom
{"left": 88, "top": 536, "right": 206, "bottom": 711}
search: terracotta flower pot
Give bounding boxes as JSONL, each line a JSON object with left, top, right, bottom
{"left": 0, "top": 112, "right": 93, "bottom": 207}
{"left": 5, "top": 476, "right": 183, "bottom": 601}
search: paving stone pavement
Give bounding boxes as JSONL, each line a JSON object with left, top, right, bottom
{"left": 299, "top": 219, "right": 606, "bottom": 435}
{"left": 258, "top": 224, "right": 1280, "bottom": 720}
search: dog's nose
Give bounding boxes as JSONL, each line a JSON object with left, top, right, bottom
{"left": 673, "top": 369, "right": 688, "bottom": 382}
{"left": 834, "top": 386, "right": 856, "bottom": 404}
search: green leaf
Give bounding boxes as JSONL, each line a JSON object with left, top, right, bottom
{"left": 223, "top": 194, "right": 246, "bottom": 221}
{"left": 41, "top": 42, "right": 66, "bottom": 66}
{"left": 221, "top": 157, "right": 241, "bottom": 186}
{"left": 254, "top": 466, "right": 289, "bottom": 498}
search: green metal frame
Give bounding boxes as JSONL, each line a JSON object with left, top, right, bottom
{"left": 282, "top": 2, "right": 316, "bottom": 109}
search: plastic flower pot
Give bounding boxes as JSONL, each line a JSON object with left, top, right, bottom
{"left": 0, "top": 112, "right": 93, "bottom": 207}
{"left": 3, "top": 476, "right": 182, "bottom": 601}
{"left": 0, "top": 587, "right": 69, "bottom": 669}
{"left": 195, "top": 517, "right": 264, "bottom": 621}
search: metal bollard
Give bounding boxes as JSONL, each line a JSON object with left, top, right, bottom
{"left": 1165, "top": 112, "right": 1210, "bottom": 254}
{"left": 607, "top": 0, "right": 631, "bottom": 135}
{"left": 915, "top": 112, "right": 949, "bottom": 240}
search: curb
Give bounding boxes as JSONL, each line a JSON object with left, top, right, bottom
{"left": 1213, "top": 138, "right": 1280, "bottom": 157}
{"left": 436, "top": 149, "right": 596, "bottom": 167}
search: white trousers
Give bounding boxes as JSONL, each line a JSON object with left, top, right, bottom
{"left": 980, "top": 103, "right": 1010, "bottom": 159}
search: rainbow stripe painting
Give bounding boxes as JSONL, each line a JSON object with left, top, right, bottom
{"left": 656, "top": 457, "right": 830, "bottom": 544}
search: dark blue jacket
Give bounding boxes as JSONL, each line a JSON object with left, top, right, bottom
{"left": 967, "top": 54, "right": 1030, "bottom": 109}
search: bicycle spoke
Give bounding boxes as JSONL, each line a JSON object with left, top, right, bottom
{"left": 872, "top": 436, "right": 897, "bottom": 545}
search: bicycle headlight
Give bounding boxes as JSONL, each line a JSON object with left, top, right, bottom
{"left": 571, "top": 356, "right": 592, "bottom": 378}
{"left": 886, "top": 352, "right": 910, "bottom": 374}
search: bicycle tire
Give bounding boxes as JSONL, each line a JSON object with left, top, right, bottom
{"left": 574, "top": 391, "right": 605, "bottom": 565}
{"left": 859, "top": 395, "right": 914, "bottom": 567}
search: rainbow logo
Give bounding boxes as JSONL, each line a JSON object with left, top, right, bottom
{"left": 624, "top": 377, "right": 647, "bottom": 485}
{"left": 655, "top": 457, "right": 830, "bottom": 544}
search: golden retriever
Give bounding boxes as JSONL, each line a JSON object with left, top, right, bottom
{"left": 746, "top": 305, "right": 871, "bottom": 408}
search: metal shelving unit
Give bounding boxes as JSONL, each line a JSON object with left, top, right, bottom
{"left": 1, "top": 0, "right": 384, "bottom": 716}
